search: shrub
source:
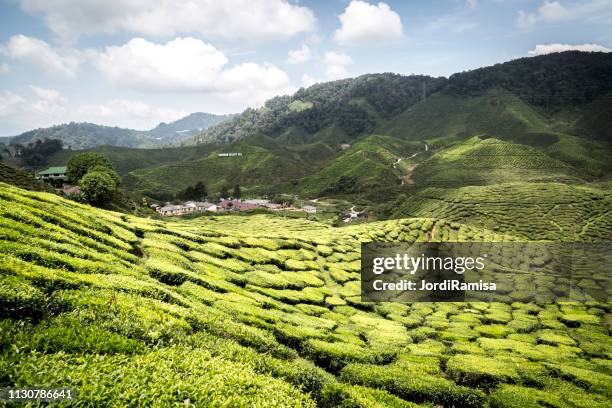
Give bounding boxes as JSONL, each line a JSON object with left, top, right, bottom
{"left": 80, "top": 170, "right": 117, "bottom": 205}
{"left": 320, "top": 383, "right": 425, "bottom": 408}
{"left": 340, "top": 363, "right": 485, "bottom": 408}
{"left": 446, "top": 354, "right": 521, "bottom": 388}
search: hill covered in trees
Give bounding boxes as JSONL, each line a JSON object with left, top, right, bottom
{"left": 7, "top": 112, "right": 233, "bottom": 150}
{"left": 197, "top": 51, "right": 612, "bottom": 145}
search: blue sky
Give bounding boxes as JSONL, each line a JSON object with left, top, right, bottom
{"left": 0, "top": 0, "right": 611, "bottom": 135}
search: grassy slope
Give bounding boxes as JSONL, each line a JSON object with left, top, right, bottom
{"left": 47, "top": 144, "right": 219, "bottom": 175}
{"left": 409, "top": 136, "right": 584, "bottom": 188}
{"left": 0, "top": 162, "right": 54, "bottom": 192}
{"left": 123, "top": 139, "right": 337, "bottom": 197}
{"left": 392, "top": 183, "right": 612, "bottom": 241}
{"left": 1, "top": 182, "right": 611, "bottom": 407}
{"left": 296, "top": 135, "right": 423, "bottom": 195}
{"left": 378, "top": 89, "right": 550, "bottom": 141}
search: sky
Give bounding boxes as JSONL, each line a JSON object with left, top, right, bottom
{"left": 0, "top": 0, "right": 611, "bottom": 136}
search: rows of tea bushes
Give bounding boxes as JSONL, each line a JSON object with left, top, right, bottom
{"left": 410, "top": 137, "right": 583, "bottom": 187}
{"left": 394, "top": 182, "right": 612, "bottom": 241}
{"left": 0, "top": 182, "right": 610, "bottom": 407}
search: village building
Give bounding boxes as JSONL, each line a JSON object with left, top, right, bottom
{"left": 158, "top": 204, "right": 193, "bottom": 216}
{"left": 185, "top": 201, "right": 217, "bottom": 211}
{"left": 243, "top": 199, "right": 270, "bottom": 206}
{"left": 302, "top": 205, "right": 317, "bottom": 214}
{"left": 217, "top": 152, "right": 243, "bottom": 157}
{"left": 36, "top": 166, "right": 67, "bottom": 181}
{"left": 219, "top": 199, "right": 259, "bottom": 212}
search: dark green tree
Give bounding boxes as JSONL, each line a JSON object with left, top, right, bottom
{"left": 233, "top": 184, "right": 241, "bottom": 199}
{"left": 193, "top": 181, "right": 207, "bottom": 199}
{"left": 67, "top": 152, "right": 113, "bottom": 183}
{"left": 89, "top": 165, "right": 120, "bottom": 186}
{"left": 80, "top": 170, "right": 117, "bottom": 205}
{"left": 220, "top": 185, "right": 229, "bottom": 199}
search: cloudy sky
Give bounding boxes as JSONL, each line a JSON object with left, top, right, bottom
{"left": 0, "top": 0, "right": 611, "bottom": 135}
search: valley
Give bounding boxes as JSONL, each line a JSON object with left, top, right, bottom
{"left": 1, "top": 51, "right": 611, "bottom": 407}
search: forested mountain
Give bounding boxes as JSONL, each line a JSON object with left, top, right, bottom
{"left": 10, "top": 122, "right": 149, "bottom": 150}
{"left": 148, "top": 112, "right": 235, "bottom": 141}
{"left": 7, "top": 112, "right": 233, "bottom": 150}
{"left": 197, "top": 51, "right": 612, "bottom": 145}
{"left": 444, "top": 51, "right": 612, "bottom": 111}
{"left": 196, "top": 74, "right": 446, "bottom": 144}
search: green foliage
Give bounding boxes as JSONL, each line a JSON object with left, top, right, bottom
{"left": 80, "top": 170, "right": 117, "bottom": 205}
{"left": 0, "top": 182, "right": 610, "bottom": 407}
{"left": 67, "top": 152, "right": 113, "bottom": 183}
{"left": 0, "top": 162, "right": 54, "bottom": 192}
{"left": 10, "top": 138, "right": 63, "bottom": 167}
{"left": 445, "top": 51, "right": 612, "bottom": 113}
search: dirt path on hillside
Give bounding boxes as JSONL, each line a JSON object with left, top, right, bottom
{"left": 402, "top": 165, "right": 417, "bottom": 185}
{"left": 426, "top": 224, "right": 438, "bottom": 241}
{"left": 396, "top": 142, "right": 428, "bottom": 185}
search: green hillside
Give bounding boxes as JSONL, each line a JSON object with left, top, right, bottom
{"left": 1, "top": 182, "right": 610, "bottom": 407}
{"left": 197, "top": 74, "right": 445, "bottom": 145}
{"left": 196, "top": 52, "right": 612, "bottom": 147}
{"left": 0, "top": 162, "right": 54, "bottom": 192}
{"left": 8, "top": 112, "right": 232, "bottom": 150}
{"left": 409, "top": 137, "right": 582, "bottom": 188}
{"left": 378, "top": 89, "right": 551, "bottom": 141}
{"left": 391, "top": 183, "right": 612, "bottom": 241}
{"left": 123, "top": 139, "right": 337, "bottom": 198}
{"left": 296, "top": 135, "right": 423, "bottom": 196}
{"left": 47, "top": 144, "right": 220, "bottom": 176}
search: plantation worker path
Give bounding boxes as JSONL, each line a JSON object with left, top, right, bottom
{"left": 397, "top": 142, "right": 428, "bottom": 185}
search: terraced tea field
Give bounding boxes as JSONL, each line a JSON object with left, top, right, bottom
{"left": 0, "top": 182, "right": 610, "bottom": 407}
{"left": 394, "top": 183, "right": 612, "bottom": 241}
{"left": 410, "top": 138, "right": 583, "bottom": 188}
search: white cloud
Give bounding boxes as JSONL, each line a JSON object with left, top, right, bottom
{"left": 301, "top": 74, "right": 318, "bottom": 87}
{"left": 334, "top": 1, "right": 404, "bottom": 45}
{"left": 0, "top": 88, "right": 186, "bottom": 131}
{"left": 0, "top": 63, "right": 9, "bottom": 74}
{"left": 0, "top": 91, "right": 26, "bottom": 116}
{"left": 1, "top": 35, "right": 81, "bottom": 78}
{"left": 288, "top": 45, "right": 312, "bottom": 64}
{"left": 467, "top": 0, "right": 477, "bottom": 9}
{"left": 426, "top": 15, "right": 478, "bottom": 34}
{"left": 528, "top": 43, "right": 612, "bottom": 55}
{"left": 518, "top": 0, "right": 612, "bottom": 28}
{"left": 322, "top": 51, "right": 353, "bottom": 80}
{"left": 90, "top": 37, "right": 228, "bottom": 92}
{"left": 29, "top": 85, "right": 67, "bottom": 103}
{"left": 28, "top": 85, "right": 68, "bottom": 114}
{"left": 76, "top": 99, "right": 186, "bottom": 129}
{"left": 90, "top": 37, "right": 293, "bottom": 107}
{"left": 19, "top": 0, "right": 316, "bottom": 41}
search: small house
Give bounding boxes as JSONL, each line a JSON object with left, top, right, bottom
{"left": 302, "top": 205, "right": 317, "bottom": 214}
{"left": 36, "top": 166, "right": 67, "bottom": 181}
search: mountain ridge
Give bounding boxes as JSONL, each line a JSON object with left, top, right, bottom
{"left": 6, "top": 112, "right": 234, "bottom": 150}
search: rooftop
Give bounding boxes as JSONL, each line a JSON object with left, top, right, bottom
{"left": 37, "top": 166, "right": 67, "bottom": 175}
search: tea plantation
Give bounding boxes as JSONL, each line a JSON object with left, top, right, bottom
{"left": 0, "top": 182, "right": 610, "bottom": 407}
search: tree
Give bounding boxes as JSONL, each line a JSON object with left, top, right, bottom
{"left": 193, "top": 181, "right": 207, "bottom": 199}
{"left": 233, "top": 184, "right": 241, "bottom": 199}
{"left": 89, "top": 165, "right": 120, "bottom": 186}
{"left": 67, "top": 152, "right": 113, "bottom": 183}
{"left": 80, "top": 170, "right": 117, "bottom": 205}
{"left": 220, "top": 185, "right": 229, "bottom": 199}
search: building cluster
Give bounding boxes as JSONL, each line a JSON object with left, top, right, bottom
{"left": 152, "top": 199, "right": 317, "bottom": 217}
